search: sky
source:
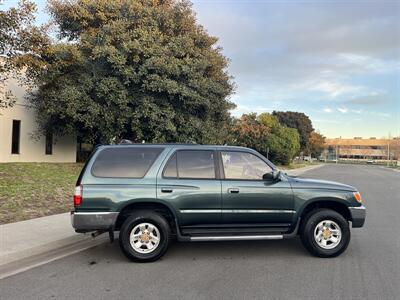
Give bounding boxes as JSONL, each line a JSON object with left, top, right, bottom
{"left": 4, "top": 0, "right": 400, "bottom": 138}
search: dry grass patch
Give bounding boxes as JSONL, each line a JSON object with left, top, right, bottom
{"left": 278, "top": 162, "right": 320, "bottom": 170}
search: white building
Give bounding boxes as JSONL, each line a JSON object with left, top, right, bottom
{"left": 0, "top": 73, "right": 76, "bottom": 163}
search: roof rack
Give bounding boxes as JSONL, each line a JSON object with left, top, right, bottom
{"left": 119, "top": 139, "right": 133, "bottom": 144}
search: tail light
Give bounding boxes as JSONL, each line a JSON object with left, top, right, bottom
{"left": 74, "top": 185, "right": 82, "bottom": 206}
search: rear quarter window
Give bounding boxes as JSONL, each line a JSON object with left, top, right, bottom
{"left": 91, "top": 147, "right": 164, "bottom": 178}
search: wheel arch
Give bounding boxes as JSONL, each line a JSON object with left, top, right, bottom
{"left": 298, "top": 198, "right": 352, "bottom": 222}
{"left": 115, "top": 200, "right": 178, "bottom": 232}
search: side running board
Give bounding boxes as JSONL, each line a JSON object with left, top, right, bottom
{"left": 189, "top": 235, "right": 283, "bottom": 242}
{"left": 174, "top": 218, "right": 301, "bottom": 242}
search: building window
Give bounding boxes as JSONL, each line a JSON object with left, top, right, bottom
{"left": 45, "top": 132, "right": 53, "bottom": 155}
{"left": 11, "top": 120, "right": 21, "bottom": 154}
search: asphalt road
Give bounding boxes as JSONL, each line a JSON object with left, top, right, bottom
{"left": 1, "top": 164, "right": 399, "bottom": 300}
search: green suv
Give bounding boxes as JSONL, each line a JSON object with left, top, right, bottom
{"left": 71, "top": 144, "right": 366, "bottom": 262}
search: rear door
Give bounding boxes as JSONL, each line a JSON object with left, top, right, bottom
{"left": 157, "top": 148, "right": 222, "bottom": 227}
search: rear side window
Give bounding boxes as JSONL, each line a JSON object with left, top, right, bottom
{"left": 163, "top": 150, "right": 216, "bottom": 179}
{"left": 92, "top": 147, "right": 163, "bottom": 178}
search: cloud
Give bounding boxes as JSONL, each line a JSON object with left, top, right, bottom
{"left": 338, "top": 53, "right": 400, "bottom": 74}
{"left": 337, "top": 107, "right": 348, "bottom": 114}
{"left": 231, "top": 104, "right": 273, "bottom": 117}
{"left": 193, "top": 1, "right": 400, "bottom": 103}
{"left": 193, "top": 0, "right": 399, "bottom": 138}
{"left": 295, "top": 79, "right": 365, "bottom": 98}
{"left": 368, "top": 111, "right": 390, "bottom": 119}
{"left": 345, "top": 93, "right": 394, "bottom": 106}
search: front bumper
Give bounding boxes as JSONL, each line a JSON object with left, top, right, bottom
{"left": 71, "top": 211, "right": 119, "bottom": 232}
{"left": 349, "top": 205, "right": 366, "bottom": 228}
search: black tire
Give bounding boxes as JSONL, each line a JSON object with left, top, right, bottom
{"left": 119, "top": 210, "right": 171, "bottom": 262}
{"left": 300, "top": 208, "right": 350, "bottom": 258}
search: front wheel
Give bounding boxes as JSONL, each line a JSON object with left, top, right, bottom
{"left": 119, "top": 211, "right": 171, "bottom": 262}
{"left": 300, "top": 209, "right": 350, "bottom": 258}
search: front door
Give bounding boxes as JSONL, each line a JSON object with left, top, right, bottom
{"left": 157, "top": 149, "right": 221, "bottom": 227}
{"left": 220, "top": 150, "right": 294, "bottom": 231}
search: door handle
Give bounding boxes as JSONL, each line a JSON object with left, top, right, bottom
{"left": 161, "top": 187, "right": 173, "bottom": 193}
{"left": 228, "top": 188, "right": 239, "bottom": 194}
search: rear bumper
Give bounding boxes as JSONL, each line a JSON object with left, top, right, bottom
{"left": 71, "top": 211, "right": 119, "bottom": 232}
{"left": 349, "top": 206, "right": 366, "bottom": 228}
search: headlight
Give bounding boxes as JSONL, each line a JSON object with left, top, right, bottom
{"left": 353, "top": 191, "right": 362, "bottom": 203}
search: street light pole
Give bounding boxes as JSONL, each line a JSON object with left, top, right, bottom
{"left": 336, "top": 144, "right": 337, "bottom": 163}
{"left": 336, "top": 137, "right": 340, "bottom": 164}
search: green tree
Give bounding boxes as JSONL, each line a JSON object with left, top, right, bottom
{"left": 0, "top": 0, "right": 48, "bottom": 109}
{"left": 231, "top": 113, "right": 300, "bottom": 165}
{"left": 258, "top": 113, "right": 300, "bottom": 165}
{"left": 231, "top": 113, "right": 270, "bottom": 153}
{"left": 307, "top": 131, "right": 325, "bottom": 158}
{"left": 29, "top": 0, "right": 234, "bottom": 144}
{"left": 272, "top": 111, "right": 314, "bottom": 152}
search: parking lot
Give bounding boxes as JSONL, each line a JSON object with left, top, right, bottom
{"left": 1, "top": 164, "right": 399, "bottom": 300}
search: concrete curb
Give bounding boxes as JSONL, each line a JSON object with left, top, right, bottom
{"left": 380, "top": 166, "right": 400, "bottom": 173}
{"left": 0, "top": 213, "right": 109, "bottom": 279}
{"left": 0, "top": 235, "right": 108, "bottom": 280}
{"left": 2, "top": 232, "right": 90, "bottom": 265}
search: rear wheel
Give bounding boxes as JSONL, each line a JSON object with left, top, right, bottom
{"left": 300, "top": 208, "right": 350, "bottom": 258}
{"left": 119, "top": 210, "right": 171, "bottom": 262}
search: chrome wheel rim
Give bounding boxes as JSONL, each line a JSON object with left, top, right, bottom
{"left": 314, "top": 220, "right": 342, "bottom": 250}
{"left": 130, "top": 222, "right": 161, "bottom": 254}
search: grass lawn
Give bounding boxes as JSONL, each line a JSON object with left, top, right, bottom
{"left": 384, "top": 164, "right": 400, "bottom": 170}
{"left": 0, "top": 163, "right": 84, "bottom": 224}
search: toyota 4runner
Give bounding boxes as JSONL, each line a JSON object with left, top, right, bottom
{"left": 71, "top": 144, "right": 366, "bottom": 262}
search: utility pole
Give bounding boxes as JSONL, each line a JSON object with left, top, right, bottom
{"left": 336, "top": 137, "right": 341, "bottom": 164}
{"left": 336, "top": 144, "right": 338, "bottom": 163}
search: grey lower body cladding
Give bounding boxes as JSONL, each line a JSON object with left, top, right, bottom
{"left": 71, "top": 212, "right": 119, "bottom": 232}
{"left": 349, "top": 206, "right": 366, "bottom": 228}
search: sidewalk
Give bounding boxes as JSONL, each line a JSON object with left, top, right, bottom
{"left": 0, "top": 163, "right": 325, "bottom": 279}
{"left": 0, "top": 213, "right": 107, "bottom": 279}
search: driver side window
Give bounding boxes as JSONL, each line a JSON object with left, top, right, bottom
{"left": 221, "top": 151, "right": 272, "bottom": 180}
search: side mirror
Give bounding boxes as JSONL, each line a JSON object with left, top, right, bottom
{"left": 263, "top": 170, "right": 280, "bottom": 181}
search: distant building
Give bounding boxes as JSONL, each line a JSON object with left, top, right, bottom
{"left": 0, "top": 71, "right": 76, "bottom": 163}
{"left": 324, "top": 137, "right": 400, "bottom": 161}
